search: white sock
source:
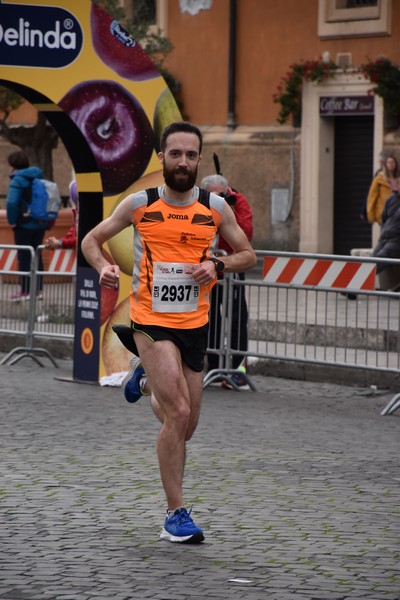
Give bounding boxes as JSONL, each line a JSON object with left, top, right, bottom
{"left": 139, "top": 375, "right": 149, "bottom": 395}
{"left": 167, "top": 507, "right": 183, "bottom": 517}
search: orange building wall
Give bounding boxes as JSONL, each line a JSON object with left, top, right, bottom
{"left": 165, "top": 0, "right": 229, "bottom": 124}
{"left": 6, "top": 1, "right": 400, "bottom": 128}
{"left": 165, "top": 0, "right": 400, "bottom": 126}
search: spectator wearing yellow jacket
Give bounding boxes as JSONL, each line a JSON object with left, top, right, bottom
{"left": 366, "top": 154, "right": 398, "bottom": 224}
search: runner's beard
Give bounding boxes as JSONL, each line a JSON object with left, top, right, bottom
{"left": 163, "top": 164, "right": 198, "bottom": 193}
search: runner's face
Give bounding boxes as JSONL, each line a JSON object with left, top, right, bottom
{"left": 160, "top": 132, "right": 201, "bottom": 193}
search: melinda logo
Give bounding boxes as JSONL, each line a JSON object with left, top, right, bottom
{"left": 0, "top": 4, "right": 83, "bottom": 68}
{"left": 0, "top": 19, "right": 77, "bottom": 49}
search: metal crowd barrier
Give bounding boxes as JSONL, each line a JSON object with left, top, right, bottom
{"left": 1, "top": 243, "right": 400, "bottom": 414}
{"left": 205, "top": 250, "right": 400, "bottom": 414}
{"left": 245, "top": 250, "right": 400, "bottom": 374}
{"left": 32, "top": 244, "right": 76, "bottom": 342}
{"left": 0, "top": 244, "right": 76, "bottom": 367}
{"left": 204, "top": 273, "right": 257, "bottom": 391}
{"left": 204, "top": 248, "right": 257, "bottom": 391}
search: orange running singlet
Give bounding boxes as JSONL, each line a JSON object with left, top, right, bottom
{"left": 129, "top": 186, "right": 225, "bottom": 328}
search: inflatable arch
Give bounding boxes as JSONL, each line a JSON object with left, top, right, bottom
{"left": 0, "top": 0, "right": 181, "bottom": 381}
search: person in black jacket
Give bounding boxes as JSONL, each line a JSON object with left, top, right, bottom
{"left": 373, "top": 178, "right": 400, "bottom": 273}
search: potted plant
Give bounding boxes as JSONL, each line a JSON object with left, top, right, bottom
{"left": 273, "top": 59, "right": 339, "bottom": 125}
{"left": 360, "top": 57, "right": 400, "bottom": 129}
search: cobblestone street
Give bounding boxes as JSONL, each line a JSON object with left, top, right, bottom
{"left": 1, "top": 357, "right": 399, "bottom": 600}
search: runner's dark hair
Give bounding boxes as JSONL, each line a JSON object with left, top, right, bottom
{"left": 160, "top": 121, "right": 203, "bottom": 154}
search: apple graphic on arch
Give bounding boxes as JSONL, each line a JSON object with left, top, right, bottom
{"left": 102, "top": 297, "right": 132, "bottom": 375}
{"left": 90, "top": 3, "right": 159, "bottom": 82}
{"left": 59, "top": 80, "right": 154, "bottom": 196}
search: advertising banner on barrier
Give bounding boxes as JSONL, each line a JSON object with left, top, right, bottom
{"left": 0, "top": 0, "right": 182, "bottom": 382}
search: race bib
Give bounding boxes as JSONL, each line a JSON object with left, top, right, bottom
{"left": 152, "top": 262, "right": 200, "bottom": 313}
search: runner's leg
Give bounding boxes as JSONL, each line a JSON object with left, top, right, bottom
{"left": 133, "top": 333, "right": 203, "bottom": 510}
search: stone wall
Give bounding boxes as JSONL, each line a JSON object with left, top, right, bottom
{"left": 198, "top": 126, "right": 301, "bottom": 251}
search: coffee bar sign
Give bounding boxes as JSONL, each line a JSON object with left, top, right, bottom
{"left": 320, "top": 95, "right": 374, "bottom": 116}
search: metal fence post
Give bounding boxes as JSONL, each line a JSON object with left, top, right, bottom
{"left": 0, "top": 244, "right": 58, "bottom": 367}
{"left": 203, "top": 271, "right": 257, "bottom": 391}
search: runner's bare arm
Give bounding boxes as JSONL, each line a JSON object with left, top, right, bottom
{"left": 192, "top": 203, "right": 256, "bottom": 284}
{"left": 81, "top": 197, "right": 133, "bottom": 288}
{"left": 217, "top": 202, "right": 256, "bottom": 272}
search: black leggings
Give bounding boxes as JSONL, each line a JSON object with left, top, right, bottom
{"left": 207, "top": 272, "right": 248, "bottom": 370}
{"left": 13, "top": 226, "right": 45, "bottom": 293}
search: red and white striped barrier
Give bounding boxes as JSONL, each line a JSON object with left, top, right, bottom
{"left": 0, "top": 248, "right": 18, "bottom": 271}
{"left": 47, "top": 249, "right": 77, "bottom": 273}
{"left": 263, "top": 256, "right": 376, "bottom": 290}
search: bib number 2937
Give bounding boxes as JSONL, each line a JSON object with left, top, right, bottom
{"left": 152, "top": 262, "right": 199, "bottom": 313}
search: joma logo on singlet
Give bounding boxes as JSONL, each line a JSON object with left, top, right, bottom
{"left": 167, "top": 214, "right": 188, "bottom": 220}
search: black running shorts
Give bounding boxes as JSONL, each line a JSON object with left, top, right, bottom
{"left": 131, "top": 322, "right": 209, "bottom": 372}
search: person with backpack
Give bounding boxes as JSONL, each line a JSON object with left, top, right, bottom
{"left": 81, "top": 121, "right": 256, "bottom": 544}
{"left": 6, "top": 151, "right": 49, "bottom": 301}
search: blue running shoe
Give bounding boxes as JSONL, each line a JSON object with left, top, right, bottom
{"left": 121, "top": 356, "right": 145, "bottom": 403}
{"left": 221, "top": 372, "right": 250, "bottom": 390}
{"left": 160, "top": 507, "right": 205, "bottom": 543}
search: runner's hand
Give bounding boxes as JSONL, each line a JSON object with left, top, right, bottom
{"left": 99, "top": 264, "right": 120, "bottom": 289}
{"left": 192, "top": 261, "right": 217, "bottom": 285}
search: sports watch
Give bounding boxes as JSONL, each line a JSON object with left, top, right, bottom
{"left": 209, "top": 257, "right": 225, "bottom": 273}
